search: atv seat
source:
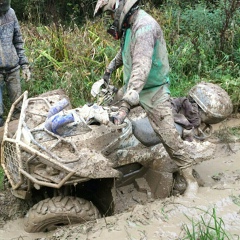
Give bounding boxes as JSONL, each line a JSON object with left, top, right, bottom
{"left": 131, "top": 117, "right": 183, "bottom": 147}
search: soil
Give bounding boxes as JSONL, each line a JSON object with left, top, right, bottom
{"left": 0, "top": 115, "right": 240, "bottom": 240}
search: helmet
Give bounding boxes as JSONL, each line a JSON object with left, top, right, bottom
{"left": 0, "top": 0, "right": 10, "bottom": 13}
{"left": 94, "top": 0, "right": 117, "bottom": 16}
{"left": 188, "top": 82, "right": 233, "bottom": 124}
{"left": 94, "top": 0, "right": 140, "bottom": 39}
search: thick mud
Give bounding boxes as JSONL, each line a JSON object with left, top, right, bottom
{"left": 0, "top": 115, "right": 240, "bottom": 240}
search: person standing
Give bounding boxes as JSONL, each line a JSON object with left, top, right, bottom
{"left": 0, "top": 0, "right": 31, "bottom": 126}
{"left": 93, "top": 0, "right": 199, "bottom": 198}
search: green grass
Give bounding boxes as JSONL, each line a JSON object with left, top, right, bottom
{"left": 229, "top": 127, "right": 240, "bottom": 139}
{"left": 182, "top": 208, "right": 239, "bottom": 240}
{"left": 0, "top": 167, "right": 4, "bottom": 190}
{"left": 17, "top": 1, "right": 239, "bottom": 111}
{"left": 213, "top": 125, "right": 240, "bottom": 144}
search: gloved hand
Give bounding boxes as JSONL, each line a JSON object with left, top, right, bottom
{"left": 22, "top": 65, "right": 31, "bottom": 82}
{"left": 102, "top": 71, "right": 111, "bottom": 85}
{"left": 112, "top": 106, "right": 130, "bottom": 125}
{"left": 91, "top": 70, "right": 111, "bottom": 98}
{"left": 91, "top": 79, "right": 105, "bottom": 97}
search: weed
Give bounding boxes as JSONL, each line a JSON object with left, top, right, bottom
{"left": 0, "top": 167, "right": 4, "bottom": 190}
{"left": 229, "top": 127, "right": 240, "bottom": 139}
{"left": 182, "top": 208, "right": 237, "bottom": 240}
{"left": 16, "top": 1, "right": 239, "bottom": 111}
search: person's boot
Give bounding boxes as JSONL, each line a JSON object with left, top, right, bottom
{"left": 182, "top": 167, "right": 199, "bottom": 198}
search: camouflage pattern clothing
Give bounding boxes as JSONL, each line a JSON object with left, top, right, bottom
{"left": 0, "top": 8, "right": 29, "bottom": 120}
{"left": 0, "top": 70, "right": 21, "bottom": 115}
{"left": 0, "top": 8, "right": 28, "bottom": 72}
{"left": 107, "top": 9, "right": 193, "bottom": 168}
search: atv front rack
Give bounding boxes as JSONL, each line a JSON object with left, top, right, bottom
{"left": 1, "top": 91, "right": 122, "bottom": 198}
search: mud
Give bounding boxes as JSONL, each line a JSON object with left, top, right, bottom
{"left": 0, "top": 113, "right": 240, "bottom": 240}
{"left": 0, "top": 183, "right": 31, "bottom": 228}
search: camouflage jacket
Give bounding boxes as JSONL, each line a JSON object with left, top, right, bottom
{"left": 107, "top": 9, "right": 170, "bottom": 109}
{"left": 0, "top": 8, "right": 28, "bottom": 73}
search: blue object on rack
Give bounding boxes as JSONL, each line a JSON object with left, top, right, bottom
{"left": 47, "top": 98, "right": 69, "bottom": 119}
{"left": 45, "top": 113, "right": 74, "bottom": 135}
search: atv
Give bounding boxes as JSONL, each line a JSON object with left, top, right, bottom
{"left": 0, "top": 82, "right": 233, "bottom": 232}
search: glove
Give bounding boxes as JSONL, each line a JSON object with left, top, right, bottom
{"left": 90, "top": 71, "right": 111, "bottom": 98}
{"left": 112, "top": 105, "right": 130, "bottom": 125}
{"left": 22, "top": 65, "right": 31, "bottom": 82}
{"left": 91, "top": 79, "right": 105, "bottom": 97}
{"left": 102, "top": 71, "right": 111, "bottom": 85}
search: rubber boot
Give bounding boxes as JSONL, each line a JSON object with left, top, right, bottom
{"left": 182, "top": 167, "right": 199, "bottom": 198}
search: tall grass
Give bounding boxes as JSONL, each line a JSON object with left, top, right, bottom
{"left": 21, "top": 20, "right": 121, "bottom": 108}
{"left": 147, "top": 1, "right": 240, "bottom": 110}
{"left": 19, "top": 1, "right": 239, "bottom": 110}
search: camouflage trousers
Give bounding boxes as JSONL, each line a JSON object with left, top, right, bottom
{"left": 146, "top": 95, "right": 193, "bottom": 169}
{"left": 114, "top": 86, "right": 194, "bottom": 169}
{"left": 0, "top": 69, "right": 21, "bottom": 116}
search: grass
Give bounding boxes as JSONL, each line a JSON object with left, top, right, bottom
{"left": 0, "top": 167, "right": 4, "bottom": 190}
{"left": 16, "top": 1, "right": 239, "bottom": 111}
{"left": 213, "top": 125, "right": 240, "bottom": 145}
{"left": 20, "top": 20, "right": 122, "bottom": 108}
{"left": 182, "top": 208, "right": 239, "bottom": 240}
{"left": 228, "top": 127, "right": 240, "bottom": 139}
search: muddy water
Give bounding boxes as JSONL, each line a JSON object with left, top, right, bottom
{"left": 0, "top": 115, "right": 240, "bottom": 240}
{"left": 0, "top": 140, "right": 239, "bottom": 240}
{"left": 0, "top": 220, "right": 52, "bottom": 240}
{"left": 50, "top": 141, "right": 240, "bottom": 240}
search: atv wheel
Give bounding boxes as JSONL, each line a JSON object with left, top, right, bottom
{"left": 24, "top": 196, "right": 100, "bottom": 233}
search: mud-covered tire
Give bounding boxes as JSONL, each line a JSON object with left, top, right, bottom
{"left": 24, "top": 196, "right": 101, "bottom": 233}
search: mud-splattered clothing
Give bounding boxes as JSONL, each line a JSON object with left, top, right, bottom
{"left": 107, "top": 9, "right": 194, "bottom": 168}
{"left": 0, "top": 70, "right": 21, "bottom": 116}
{"left": 0, "top": 8, "right": 28, "bottom": 73}
{"left": 147, "top": 98, "right": 193, "bottom": 168}
{"left": 0, "top": 8, "right": 28, "bottom": 118}
{"left": 107, "top": 9, "right": 170, "bottom": 109}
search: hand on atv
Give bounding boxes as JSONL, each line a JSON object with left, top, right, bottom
{"left": 91, "top": 79, "right": 105, "bottom": 97}
{"left": 112, "top": 106, "right": 130, "bottom": 125}
{"left": 90, "top": 71, "right": 111, "bottom": 98}
{"left": 102, "top": 71, "right": 111, "bottom": 85}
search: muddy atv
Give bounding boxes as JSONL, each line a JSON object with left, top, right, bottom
{"left": 0, "top": 82, "right": 232, "bottom": 233}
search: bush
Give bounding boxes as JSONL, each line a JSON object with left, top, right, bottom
{"left": 21, "top": 21, "right": 121, "bottom": 107}
{"left": 17, "top": 0, "right": 239, "bottom": 111}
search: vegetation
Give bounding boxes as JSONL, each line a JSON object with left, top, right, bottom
{"left": 20, "top": 21, "right": 115, "bottom": 108}
{"left": 0, "top": 168, "right": 4, "bottom": 190}
{"left": 229, "top": 127, "right": 240, "bottom": 139}
{"left": 182, "top": 208, "right": 237, "bottom": 239}
{"left": 7, "top": 0, "right": 239, "bottom": 111}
